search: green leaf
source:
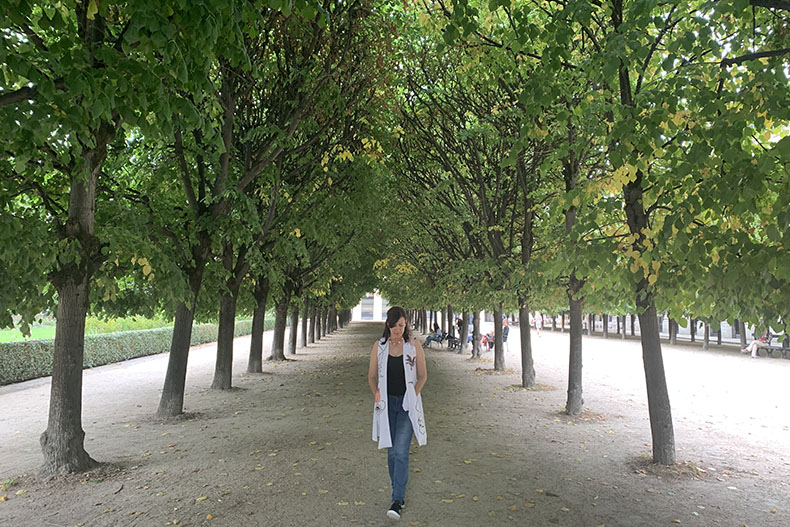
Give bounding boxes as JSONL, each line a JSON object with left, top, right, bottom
{"left": 773, "top": 136, "right": 790, "bottom": 162}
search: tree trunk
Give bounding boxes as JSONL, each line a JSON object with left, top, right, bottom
{"left": 301, "top": 301, "right": 309, "bottom": 347}
{"left": 623, "top": 170, "right": 675, "bottom": 463}
{"left": 158, "top": 266, "right": 205, "bottom": 417}
{"left": 316, "top": 306, "right": 323, "bottom": 340}
{"left": 637, "top": 299, "right": 676, "bottom": 464}
{"left": 621, "top": 315, "right": 626, "bottom": 339}
{"left": 603, "top": 314, "right": 609, "bottom": 338}
{"left": 458, "top": 310, "right": 469, "bottom": 354}
{"left": 472, "top": 311, "right": 481, "bottom": 358}
{"left": 551, "top": 315, "right": 557, "bottom": 331}
{"left": 493, "top": 303, "right": 504, "bottom": 371}
{"left": 309, "top": 304, "right": 316, "bottom": 343}
{"left": 669, "top": 318, "right": 677, "bottom": 345}
{"left": 40, "top": 275, "right": 98, "bottom": 476}
{"left": 440, "top": 309, "right": 445, "bottom": 333}
{"left": 287, "top": 303, "right": 299, "bottom": 355}
{"left": 716, "top": 323, "right": 722, "bottom": 346}
{"left": 518, "top": 301, "right": 535, "bottom": 387}
{"left": 211, "top": 287, "right": 238, "bottom": 390}
{"left": 739, "top": 320, "right": 747, "bottom": 349}
{"left": 587, "top": 314, "right": 594, "bottom": 335}
{"left": 690, "top": 317, "right": 696, "bottom": 342}
{"left": 247, "top": 277, "right": 269, "bottom": 373}
{"left": 703, "top": 323, "right": 710, "bottom": 350}
{"left": 631, "top": 314, "right": 636, "bottom": 336}
{"left": 566, "top": 284, "right": 584, "bottom": 415}
{"left": 270, "top": 293, "right": 290, "bottom": 361}
{"left": 447, "top": 304, "right": 454, "bottom": 336}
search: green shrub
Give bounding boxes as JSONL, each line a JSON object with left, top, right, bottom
{"left": 85, "top": 316, "right": 174, "bottom": 334}
{"left": 0, "top": 318, "right": 268, "bottom": 386}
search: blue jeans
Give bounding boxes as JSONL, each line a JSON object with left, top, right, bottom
{"left": 387, "top": 394, "right": 413, "bottom": 503}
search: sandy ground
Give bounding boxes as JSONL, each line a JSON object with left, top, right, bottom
{"left": 1, "top": 322, "right": 789, "bottom": 527}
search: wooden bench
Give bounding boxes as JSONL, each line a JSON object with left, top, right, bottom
{"left": 762, "top": 334, "right": 789, "bottom": 359}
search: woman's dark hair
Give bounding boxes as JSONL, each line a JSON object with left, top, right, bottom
{"left": 381, "top": 306, "right": 410, "bottom": 342}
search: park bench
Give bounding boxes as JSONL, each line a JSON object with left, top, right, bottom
{"left": 424, "top": 330, "right": 448, "bottom": 348}
{"left": 762, "top": 334, "right": 790, "bottom": 359}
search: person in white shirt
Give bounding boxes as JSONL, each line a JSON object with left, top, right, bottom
{"left": 368, "top": 306, "right": 427, "bottom": 520}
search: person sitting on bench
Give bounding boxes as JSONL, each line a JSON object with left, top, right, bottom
{"left": 742, "top": 328, "right": 770, "bottom": 358}
{"left": 424, "top": 323, "right": 444, "bottom": 347}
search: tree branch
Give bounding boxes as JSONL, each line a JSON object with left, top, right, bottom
{"left": 721, "top": 47, "right": 790, "bottom": 67}
{"left": 750, "top": 0, "right": 790, "bottom": 12}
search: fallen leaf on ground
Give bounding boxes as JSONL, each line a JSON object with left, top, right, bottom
{"left": 195, "top": 496, "right": 208, "bottom": 503}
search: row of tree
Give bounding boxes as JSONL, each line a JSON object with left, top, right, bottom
{"left": 375, "top": 0, "right": 790, "bottom": 465}
{"left": 1, "top": 0, "right": 393, "bottom": 476}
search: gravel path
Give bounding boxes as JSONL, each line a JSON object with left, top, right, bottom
{"left": 1, "top": 322, "right": 788, "bottom": 526}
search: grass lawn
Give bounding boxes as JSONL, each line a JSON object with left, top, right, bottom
{"left": 0, "top": 327, "right": 56, "bottom": 343}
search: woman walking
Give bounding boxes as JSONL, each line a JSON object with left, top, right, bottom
{"left": 369, "top": 306, "right": 428, "bottom": 520}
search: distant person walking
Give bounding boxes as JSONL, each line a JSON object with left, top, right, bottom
{"left": 369, "top": 306, "right": 428, "bottom": 520}
{"left": 534, "top": 311, "right": 542, "bottom": 336}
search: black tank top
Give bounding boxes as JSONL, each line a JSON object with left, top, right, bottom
{"left": 387, "top": 354, "right": 406, "bottom": 396}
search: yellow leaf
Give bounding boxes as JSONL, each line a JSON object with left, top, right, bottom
{"left": 442, "top": 499, "right": 453, "bottom": 503}
{"left": 0, "top": 496, "right": 7, "bottom": 501}
{"left": 337, "top": 501, "right": 349, "bottom": 506}
{"left": 87, "top": 0, "right": 98, "bottom": 20}
{"left": 648, "top": 274, "right": 658, "bottom": 285}
{"left": 15, "top": 490, "right": 27, "bottom": 495}
{"left": 195, "top": 496, "right": 208, "bottom": 502}
{"left": 206, "top": 514, "right": 214, "bottom": 520}
{"left": 354, "top": 501, "right": 365, "bottom": 505}
{"left": 572, "top": 196, "right": 580, "bottom": 207}
{"left": 524, "top": 502, "right": 536, "bottom": 508}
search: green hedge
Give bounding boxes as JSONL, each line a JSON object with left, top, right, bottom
{"left": 0, "top": 318, "right": 268, "bottom": 386}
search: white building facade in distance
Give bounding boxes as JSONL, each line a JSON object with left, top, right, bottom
{"left": 352, "top": 292, "right": 390, "bottom": 322}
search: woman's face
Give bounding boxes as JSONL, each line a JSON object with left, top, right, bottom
{"left": 390, "top": 317, "right": 406, "bottom": 340}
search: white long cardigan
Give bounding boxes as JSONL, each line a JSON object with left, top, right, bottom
{"left": 371, "top": 338, "right": 427, "bottom": 449}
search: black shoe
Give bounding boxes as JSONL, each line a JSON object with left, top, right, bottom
{"left": 387, "top": 500, "right": 404, "bottom": 519}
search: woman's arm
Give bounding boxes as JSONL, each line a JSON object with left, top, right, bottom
{"left": 413, "top": 339, "right": 428, "bottom": 396}
{"left": 368, "top": 341, "right": 380, "bottom": 400}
